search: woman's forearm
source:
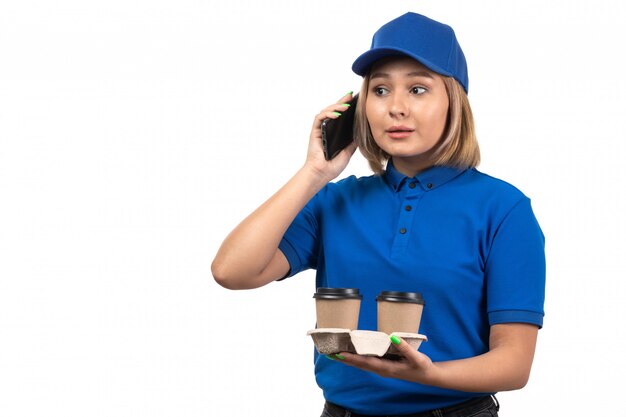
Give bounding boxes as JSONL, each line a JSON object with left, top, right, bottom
{"left": 428, "top": 324, "right": 538, "bottom": 392}
{"left": 211, "top": 165, "right": 329, "bottom": 289}
{"left": 212, "top": 95, "right": 356, "bottom": 290}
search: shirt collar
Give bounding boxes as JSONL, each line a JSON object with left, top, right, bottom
{"left": 384, "top": 160, "right": 467, "bottom": 192}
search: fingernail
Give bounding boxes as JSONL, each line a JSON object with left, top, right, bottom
{"left": 346, "top": 91, "right": 353, "bottom": 96}
{"left": 390, "top": 335, "right": 401, "bottom": 345}
{"left": 332, "top": 111, "right": 342, "bottom": 117}
{"left": 334, "top": 354, "right": 345, "bottom": 360}
{"left": 326, "top": 355, "right": 336, "bottom": 361}
{"left": 341, "top": 103, "right": 351, "bottom": 107}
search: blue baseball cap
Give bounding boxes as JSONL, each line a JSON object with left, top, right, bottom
{"left": 352, "top": 12, "right": 469, "bottom": 93}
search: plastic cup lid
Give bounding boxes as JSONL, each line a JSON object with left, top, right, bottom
{"left": 313, "top": 287, "right": 363, "bottom": 300}
{"left": 376, "top": 291, "right": 425, "bottom": 304}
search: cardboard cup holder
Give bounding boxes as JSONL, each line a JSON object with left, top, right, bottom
{"left": 307, "top": 328, "right": 427, "bottom": 357}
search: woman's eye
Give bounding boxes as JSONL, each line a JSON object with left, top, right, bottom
{"left": 374, "top": 87, "right": 388, "bottom": 96}
{"left": 411, "top": 86, "right": 426, "bottom": 95}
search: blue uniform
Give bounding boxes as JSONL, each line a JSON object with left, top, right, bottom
{"left": 279, "top": 162, "right": 546, "bottom": 415}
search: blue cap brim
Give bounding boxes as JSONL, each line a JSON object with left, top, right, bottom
{"left": 352, "top": 47, "right": 454, "bottom": 79}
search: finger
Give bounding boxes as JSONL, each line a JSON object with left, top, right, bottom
{"left": 336, "top": 351, "right": 379, "bottom": 369}
{"left": 312, "top": 106, "right": 353, "bottom": 133}
{"left": 336, "top": 352, "right": 392, "bottom": 373}
{"left": 313, "top": 107, "right": 344, "bottom": 124}
{"left": 335, "top": 351, "right": 413, "bottom": 380}
{"left": 314, "top": 92, "right": 355, "bottom": 123}
{"left": 389, "top": 335, "right": 424, "bottom": 367}
{"left": 337, "top": 90, "right": 354, "bottom": 104}
{"left": 324, "top": 101, "right": 354, "bottom": 117}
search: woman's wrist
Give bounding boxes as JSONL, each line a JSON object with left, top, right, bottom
{"left": 298, "top": 163, "right": 334, "bottom": 190}
{"left": 417, "top": 361, "right": 445, "bottom": 387}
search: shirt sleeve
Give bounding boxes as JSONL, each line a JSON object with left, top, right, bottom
{"left": 277, "top": 192, "right": 322, "bottom": 278}
{"left": 485, "top": 197, "right": 546, "bottom": 328}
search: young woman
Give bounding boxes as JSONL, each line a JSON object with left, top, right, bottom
{"left": 212, "top": 12, "right": 545, "bottom": 417}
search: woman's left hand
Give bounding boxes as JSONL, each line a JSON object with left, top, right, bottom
{"left": 333, "top": 336, "right": 438, "bottom": 385}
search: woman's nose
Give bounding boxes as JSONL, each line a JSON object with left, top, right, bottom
{"left": 389, "top": 94, "right": 408, "bottom": 118}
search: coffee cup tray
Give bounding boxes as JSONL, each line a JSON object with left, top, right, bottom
{"left": 307, "top": 328, "right": 427, "bottom": 357}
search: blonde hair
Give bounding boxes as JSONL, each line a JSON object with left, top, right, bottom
{"left": 354, "top": 74, "right": 480, "bottom": 174}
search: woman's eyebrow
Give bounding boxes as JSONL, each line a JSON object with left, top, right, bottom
{"left": 370, "top": 72, "right": 390, "bottom": 80}
{"left": 407, "top": 71, "right": 434, "bottom": 79}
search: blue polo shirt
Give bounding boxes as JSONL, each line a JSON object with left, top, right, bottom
{"left": 278, "top": 162, "right": 545, "bottom": 415}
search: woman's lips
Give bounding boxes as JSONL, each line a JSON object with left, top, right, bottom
{"left": 386, "top": 127, "right": 414, "bottom": 139}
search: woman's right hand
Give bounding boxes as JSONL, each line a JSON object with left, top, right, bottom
{"left": 303, "top": 92, "right": 358, "bottom": 183}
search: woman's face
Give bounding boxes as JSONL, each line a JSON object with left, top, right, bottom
{"left": 365, "top": 57, "right": 449, "bottom": 176}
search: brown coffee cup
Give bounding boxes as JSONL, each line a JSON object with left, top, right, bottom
{"left": 376, "top": 291, "right": 425, "bottom": 334}
{"left": 313, "top": 288, "right": 363, "bottom": 330}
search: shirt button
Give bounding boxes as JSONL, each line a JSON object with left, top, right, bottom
{"left": 399, "top": 228, "right": 407, "bottom": 234}
{"left": 408, "top": 182, "right": 416, "bottom": 189}
{"left": 427, "top": 183, "right": 433, "bottom": 189}
{"left": 405, "top": 205, "right": 412, "bottom": 211}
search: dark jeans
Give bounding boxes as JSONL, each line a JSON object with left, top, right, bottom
{"left": 321, "top": 395, "right": 499, "bottom": 417}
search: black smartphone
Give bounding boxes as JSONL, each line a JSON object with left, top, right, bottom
{"left": 321, "top": 94, "right": 358, "bottom": 160}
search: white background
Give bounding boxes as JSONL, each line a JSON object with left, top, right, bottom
{"left": 1, "top": 1, "right": 625, "bottom": 416}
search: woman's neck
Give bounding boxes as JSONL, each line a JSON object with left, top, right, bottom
{"left": 390, "top": 156, "right": 434, "bottom": 178}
